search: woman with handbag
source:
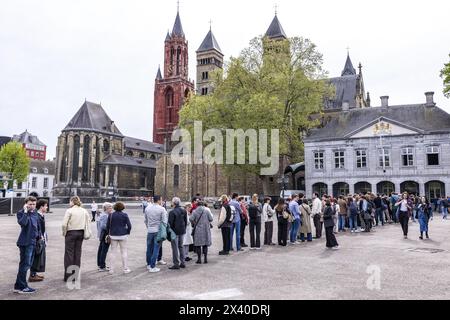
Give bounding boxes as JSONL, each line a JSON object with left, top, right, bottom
{"left": 189, "top": 200, "right": 213, "bottom": 264}
{"left": 106, "top": 202, "right": 132, "bottom": 274}
{"left": 275, "top": 198, "right": 289, "bottom": 246}
{"left": 61, "top": 196, "right": 91, "bottom": 282}
{"left": 323, "top": 200, "right": 339, "bottom": 249}
{"left": 29, "top": 199, "right": 48, "bottom": 282}
{"left": 218, "top": 195, "right": 232, "bottom": 255}
{"left": 97, "top": 202, "right": 113, "bottom": 272}
{"left": 182, "top": 203, "right": 194, "bottom": 262}
{"left": 262, "top": 197, "right": 275, "bottom": 245}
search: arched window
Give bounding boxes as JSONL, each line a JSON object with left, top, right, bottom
{"left": 139, "top": 152, "right": 145, "bottom": 158}
{"left": 170, "top": 47, "right": 174, "bottom": 70}
{"left": 72, "top": 135, "right": 80, "bottom": 182}
{"left": 173, "top": 165, "right": 179, "bottom": 188}
{"left": 165, "top": 88, "right": 174, "bottom": 107}
{"left": 126, "top": 150, "right": 133, "bottom": 157}
{"left": 82, "top": 135, "right": 90, "bottom": 182}
{"left": 176, "top": 47, "right": 181, "bottom": 75}
{"left": 150, "top": 154, "right": 156, "bottom": 160}
{"left": 103, "top": 140, "right": 110, "bottom": 152}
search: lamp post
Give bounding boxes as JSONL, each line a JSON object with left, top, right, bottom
{"left": 277, "top": 175, "right": 290, "bottom": 199}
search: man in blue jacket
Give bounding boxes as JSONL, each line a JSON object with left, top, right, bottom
{"left": 229, "top": 193, "right": 243, "bottom": 252}
{"left": 14, "top": 196, "right": 39, "bottom": 294}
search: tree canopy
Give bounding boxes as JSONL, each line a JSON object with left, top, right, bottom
{"left": 178, "top": 36, "right": 333, "bottom": 192}
{"left": 440, "top": 53, "right": 450, "bottom": 98}
{"left": 0, "top": 141, "right": 30, "bottom": 185}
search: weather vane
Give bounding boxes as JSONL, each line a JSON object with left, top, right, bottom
{"left": 209, "top": 19, "right": 212, "bottom": 30}
{"left": 274, "top": 4, "right": 278, "bottom": 15}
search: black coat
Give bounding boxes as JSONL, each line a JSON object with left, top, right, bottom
{"left": 169, "top": 205, "right": 188, "bottom": 235}
{"left": 323, "top": 206, "right": 335, "bottom": 228}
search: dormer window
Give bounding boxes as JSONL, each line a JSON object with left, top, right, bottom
{"left": 32, "top": 167, "right": 37, "bottom": 173}
{"left": 44, "top": 168, "right": 49, "bottom": 174}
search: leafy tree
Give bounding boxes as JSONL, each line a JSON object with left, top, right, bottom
{"left": 179, "top": 36, "right": 333, "bottom": 193}
{"left": 0, "top": 141, "right": 30, "bottom": 187}
{"left": 440, "top": 54, "right": 450, "bottom": 98}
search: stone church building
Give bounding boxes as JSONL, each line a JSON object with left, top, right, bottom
{"left": 53, "top": 101, "right": 163, "bottom": 200}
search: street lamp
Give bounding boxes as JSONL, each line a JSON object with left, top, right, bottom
{"left": 277, "top": 175, "right": 290, "bottom": 199}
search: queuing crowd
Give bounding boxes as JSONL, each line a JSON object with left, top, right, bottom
{"left": 12, "top": 191, "right": 450, "bottom": 294}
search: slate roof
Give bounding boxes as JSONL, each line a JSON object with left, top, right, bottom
{"left": 326, "top": 75, "right": 359, "bottom": 109}
{"left": 64, "top": 101, "right": 123, "bottom": 136}
{"left": 172, "top": 12, "right": 185, "bottom": 38}
{"left": 265, "top": 15, "right": 287, "bottom": 39}
{"left": 305, "top": 104, "right": 450, "bottom": 142}
{"left": 124, "top": 136, "right": 163, "bottom": 153}
{"left": 101, "top": 155, "right": 157, "bottom": 169}
{"left": 29, "top": 159, "right": 56, "bottom": 175}
{"left": 341, "top": 54, "right": 356, "bottom": 76}
{"left": 197, "top": 29, "right": 223, "bottom": 54}
{"left": 165, "top": 31, "right": 171, "bottom": 42}
{"left": 12, "top": 130, "right": 46, "bottom": 146}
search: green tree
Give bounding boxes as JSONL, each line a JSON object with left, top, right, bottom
{"left": 440, "top": 54, "right": 450, "bottom": 98}
{"left": 179, "top": 36, "right": 333, "bottom": 193}
{"left": 0, "top": 141, "right": 30, "bottom": 187}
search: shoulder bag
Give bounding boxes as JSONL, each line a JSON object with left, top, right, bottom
{"left": 191, "top": 208, "right": 205, "bottom": 237}
{"left": 105, "top": 214, "right": 112, "bottom": 244}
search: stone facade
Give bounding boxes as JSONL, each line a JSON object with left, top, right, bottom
{"left": 304, "top": 94, "right": 450, "bottom": 201}
{"left": 54, "top": 101, "right": 162, "bottom": 200}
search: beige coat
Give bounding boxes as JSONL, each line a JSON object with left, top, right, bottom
{"left": 62, "top": 205, "right": 91, "bottom": 236}
{"left": 299, "top": 204, "right": 312, "bottom": 234}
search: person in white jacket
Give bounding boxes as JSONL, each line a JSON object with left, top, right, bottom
{"left": 263, "top": 197, "right": 276, "bottom": 245}
{"left": 311, "top": 193, "right": 323, "bottom": 239}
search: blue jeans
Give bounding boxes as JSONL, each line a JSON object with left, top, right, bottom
{"left": 230, "top": 220, "right": 241, "bottom": 251}
{"left": 349, "top": 215, "right": 358, "bottom": 230}
{"left": 338, "top": 215, "right": 346, "bottom": 231}
{"left": 299, "top": 233, "right": 312, "bottom": 241}
{"left": 375, "top": 208, "right": 384, "bottom": 225}
{"left": 146, "top": 233, "right": 160, "bottom": 268}
{"left": 97, "top": 239, "right": 110, "bottom": 269}
{"left": 290, "top": 219, "right": 300, "bottom": 243}
{"left": 442, "top": 207, "right": 448, "bottom": 219}
{"left": 15, "top": 244, "right": 35, "bottom": 290}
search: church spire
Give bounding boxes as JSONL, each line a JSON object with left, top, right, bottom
{"left": 341, "top": 52, "right": 356, "bottom": 76}
{"left": 156, "top": 66, "right": 162, "bottom": 80}
{"left": 265, "top": 14, "right": 287, "bottom": 40}
{"left": 172, "top": 11, "right": 185, "bottom": 38}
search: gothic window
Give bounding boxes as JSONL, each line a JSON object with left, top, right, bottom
{"left": 72, "top": 135, "right": 80, "bottom": 182}
{"left": 356, "top": 150, "right": 367, "bottom": 168}
{"left": 103, "top": 140, "right": 110, "bottom": 152}
{"left": 82, "top": 135, "right": 90, "bottom": 182}
{"left": 170, "top": 47, "right": 174, "bottom": 68}
{"left": 176, "top": 47, "right": 181, "bottom": 75}
{"left": 174, "top": 165, "right": 179, "bottom": 188}
{"left": 401, "top": 147, "right": 414, "bottom": 166}
{"left": 165, "top": 88, "right": 174, "bottom": 106}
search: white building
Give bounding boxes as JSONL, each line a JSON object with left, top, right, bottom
{"left": 304, "top": 92, "right": 450, "bottom": 202}
{"left": 17, "top": 159, "right": 56, "bottom": 198}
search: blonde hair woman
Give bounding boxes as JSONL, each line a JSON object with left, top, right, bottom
{"left": 62, "top": 196, "right": 91, "bottom": 282}
{"left": 248, "top": 194, "right": 263, "bottom": 250}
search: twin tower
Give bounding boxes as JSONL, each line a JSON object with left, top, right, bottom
{"left": 153, "top": 10, "right": 286, "bottom": 146}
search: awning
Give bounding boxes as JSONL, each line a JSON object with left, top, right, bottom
{"left": 284, "top": 162, "right": 305, "bottom": 175}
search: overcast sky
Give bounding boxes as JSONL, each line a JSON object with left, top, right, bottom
{"left": 1, "top": 0, "right": 449, "bottom": 159}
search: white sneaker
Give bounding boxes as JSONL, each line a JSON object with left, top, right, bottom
{"left": 98, "top": 268, "right": 107, "bottom": 272}
{"left": 146, "top": 265, "right": 152, "bottom": 270}
{"left": 157, "top": 260, "right": 167, "bottom": 265}
{"left": 332, "top": 246, "right": 339, "bottom": 250}
{"left": 351, "top": 230, "right": 354, "bottom": 233}
{"left": 255, "top": 247, "right": 262, "bottom": 250}
{"left": 149, "top": 267, "right": 160, "bottom": 273}
{"left": 123, "top": 268, "right": 132, "bottom": 274}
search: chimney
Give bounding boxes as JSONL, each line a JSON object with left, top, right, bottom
{"left": 366, "top": 92, "right": 371, "bottom": 107}
{"left": 380, "top": 96, "right": 389, "bottom": 107}
{"left": 342, "top": 101, "right": 349, "bottom": 111}
{"left": 425, "top": 91, "right": 435, "bottom": 107}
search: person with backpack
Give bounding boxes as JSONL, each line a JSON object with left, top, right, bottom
{"left": 248, "top": 194, "right": 263, "bottom": 250}
{"left": 218, "top": 195, "right": 233, "bottom": 255}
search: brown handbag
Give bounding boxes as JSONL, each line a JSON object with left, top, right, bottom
{"left": 105, "top": 214, "right": 112, "bottom": 244}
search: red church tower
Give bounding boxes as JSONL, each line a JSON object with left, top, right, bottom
{"left": 153, "top": 10, "right": 194, "bottom": 146}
